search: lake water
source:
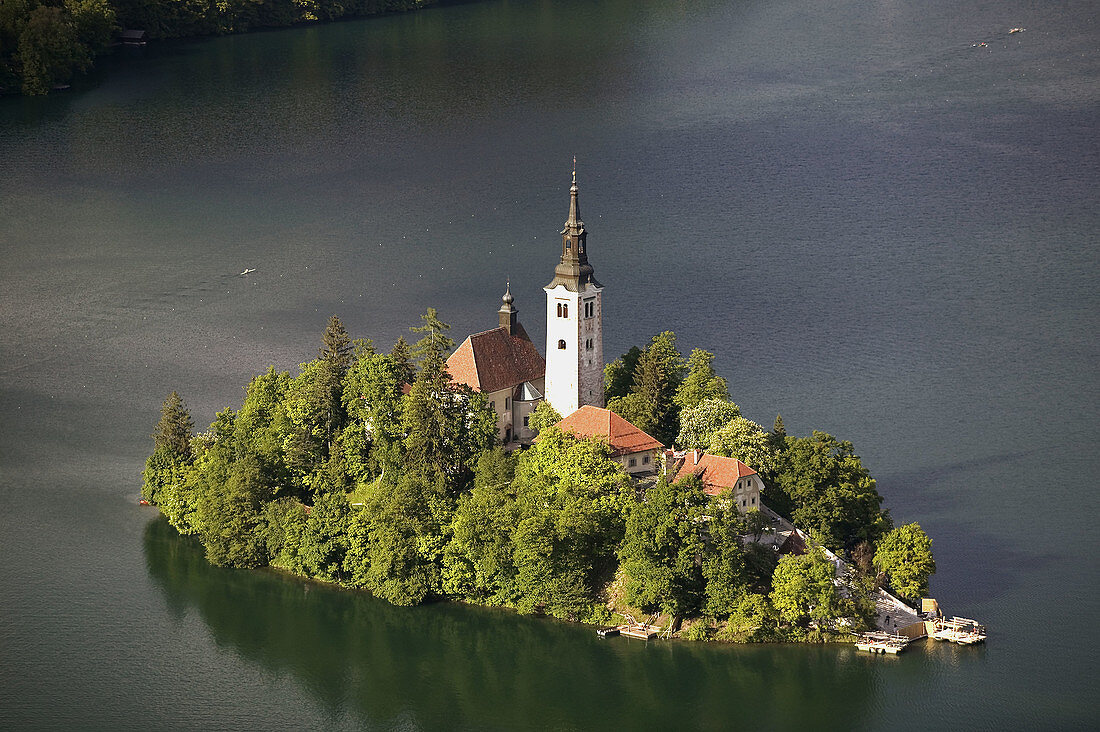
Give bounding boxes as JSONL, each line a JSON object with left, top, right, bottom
{"left": 1, "top": 0, "right": 1097, "bottom": 728}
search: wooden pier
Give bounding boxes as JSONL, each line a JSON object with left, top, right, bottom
{"left": 618, "top": 623, "right": 662, "bottom": 640}
{"left": 854, "top": 632, "right": 910, "bottom": 654}
{"left": 928, "top": 616, "right": 986, "bottom": 645}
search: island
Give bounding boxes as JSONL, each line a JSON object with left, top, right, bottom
{"left": 142, "top": 173, "right": 942, "bottom": 645}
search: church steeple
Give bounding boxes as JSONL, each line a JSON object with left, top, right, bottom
{"left": 498, "top": 281, "right": 518, "bottom": 335}
{"left": 547, "top": 161, "right": 601, "bottom": 291}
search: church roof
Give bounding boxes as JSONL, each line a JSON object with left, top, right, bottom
{"left": 554, "top": 405, "right": 664, "bottom": 456}
{"left": 672, "top": 451, "right": 757, "bottom": 496}
{"left": 447, "top": 326, "right": 545, "bottom": 394}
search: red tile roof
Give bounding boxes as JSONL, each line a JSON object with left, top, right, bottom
{"left": 447, "top": 326, "right": 545, "bottom": 394}
{"left": 672, "top": 452, "right": 757, "bottom": 496}
{"left": 554, "top": 405, "right": 665, "bottom": 456}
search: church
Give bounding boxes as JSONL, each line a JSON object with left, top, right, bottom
{"left": 447, "top": 168, "right": 606, "bottom": 446}
{"left": 446, "top": 169, "right": 761, "bottom": 496}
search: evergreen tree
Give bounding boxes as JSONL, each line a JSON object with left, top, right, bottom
{"left": 772, "top": 413, "right": 786, "bottom": 437}
{"left": 409, "top": 307, "right": 455, "bottom": 363}
{"left": 152, "top": 391, "right": 194, "bottom": 457}
{"left": 390, "top": 336, "right": 415, "bottom": 385}
{"left": 606, "top": 332, "right": 684, "bottom": 445}
{"left": 603, "top": 345, "right": 642, "bottom": 402}
{"left": 402, "top": 349, "right": 451, "bottom": 482}
{"left": 319, "top": 314, "right": 353, "bottom": 377}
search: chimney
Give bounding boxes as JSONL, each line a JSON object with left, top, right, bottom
{"left": 693, "top": 449, "right": 700, "bottom": 465}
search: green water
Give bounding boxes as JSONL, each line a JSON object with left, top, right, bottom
{"left": 1, "top": 0, "right": 1097, "bottom": 728}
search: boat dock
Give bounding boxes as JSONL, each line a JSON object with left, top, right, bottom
{"left": 854, "top": 632, "right": 910, "bottom": 654}
{"left": 617, "top": 623, "right": 662, "bottom": 640}
{"left": 928, "top": 616, "right": 986, "bottom": 645}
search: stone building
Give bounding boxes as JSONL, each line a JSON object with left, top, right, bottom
{"left": 447, "top": 286, "right": 545, "bottom": 446}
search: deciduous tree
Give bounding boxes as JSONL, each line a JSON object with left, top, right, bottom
{"left": 676, "top": 398, "right": 741, "bottom": 450}
{"left": 708, "top": 416, "right": 777, "bottom": 473}
{"left": 874, "top": 523, "right": 935, "bottom": 601}
{"left": 674, "top": 348, "right": 728, "bottom": 411}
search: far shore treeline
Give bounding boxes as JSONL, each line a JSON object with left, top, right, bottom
{"left": 142, "top": 312, "right": 935, "bottom": 642}
{"left": 0, "top": 0, "right": 437, "bottom": 96}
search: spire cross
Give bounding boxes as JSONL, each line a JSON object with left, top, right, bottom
{"left": 572, "top": 155, "right": 577, "bottom": 186}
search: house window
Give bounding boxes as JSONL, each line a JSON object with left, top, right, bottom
{"left": 489, "top": 401, "right": 495, "bottom": 410}
{"left": 558, "top": 339, "right": 566, "bottom": 350}
{"left": 751, "top": 496, "right": 756, "bottom": 504}
{"left": 504, "top": 397, "right": 510, "bottom": 410}
{"left": 523, "top": 415, "right": 529, "bottom": 427}
{"left": 628, "top": 457, "right": 637, "bottom": 467}
{"left": 642, "top": 455, "right": 650, "bottom": 465}
{"left": 742, "top": 499, "right": 747, "bottom": 507}
{"left": 562, "top": 303, "right": 568, "bottom": 318}
{"left": 557, "top": 303, "right": 562, "bottom": 317}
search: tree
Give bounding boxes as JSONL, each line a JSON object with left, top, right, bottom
{"left": 64, "top": 0, "right": 116, "bottom": 53}
{"left": 772, "top": 413, "right": 786, "bottom": 438}
{"left": 606, "top": 332, "right": 685, "bottom": 445}
{"left": 409, "top": 307, "right": 455, "bottom": 364}
{"left": 319, "top": 314, "right": 353, "bottom": 376}
{"left": 619, "top": 475, "right": 709, "bottom": 618}
{"left": 143, "top": 391, "right": 195, "bottom": 505}
{"left": 874, "top": 523, "right": 935, "bottom": 601}
{"left": 17, "top": 5, "right": 89, "bottom": 95}
{"left": 708, "top": 416, "right": 777, "bottom": 473}
{"left": 603, "top": 345, "right": 642, "bottom": 402}
{"left": 446, "top": 448, "right": 520, "bottom": 601}
{"left": 674, "top": 349, "right": 729, "bottom": 411}
{"left": 196, "top": 450, "right": 271, "bottom": 569}
{"left": 770, "top": 431, "right": 892, "bottom": 553}
{"left": 700, "top": 496, "right": 751, "bottom": 617}
{"left": 233, "top": 368, "right": 294, "bottom": 496}
{"left": 510, "top": 427, "right": 632, "bottom": 616}
{"left": 389, "top": 336, "right": 415, "bottom": 385}
{"left": 344, "top": 474, "right": 445, "bottom": 605}
{"left": 676, "top": 398, "right": 741, "bottom": 450}
{"left": 299, "top": 491, "right": 350, "bottom": 583}
{"left": 343, "top": 350, "right": 406, "bottom": 480}
{"left": 153, "top": 391, "right": 194, "bottom": 456}
{"left": 527, "top": 401, "right": 562, "bottom": 434}
{"left": 769, "top": 547, "right": 841, "bottom": 627}
{"left": 628, "top": 331, "right": 685, "bottom": 446}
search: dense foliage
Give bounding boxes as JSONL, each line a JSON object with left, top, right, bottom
{"left": 874, "top": 523, "right": 936, "bottom": 601}
{"left": 0, "top": 0, "right": 435, "bottom": 95}
{"left": 144, "top": 320, "right": 932, "bottom": 641}
{"left": 0, "top": 0, "right": 116, "bottom": 95}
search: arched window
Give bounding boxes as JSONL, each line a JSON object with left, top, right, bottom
{"left": 562, "top": 304, "right": 568, "bottom": 318}
{"left": 558, "top": 339, "right": 566, "bottom": 350}
{"left": 556, "top": 303, "right": 562, "bottom": 317}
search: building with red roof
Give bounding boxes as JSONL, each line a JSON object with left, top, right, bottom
{"left": 447, "top": 286, "right": 545, "bottom": 446}
{"left": 554, "top": 405, "right": 664, "bottom": 474}
{"left": 669, "top": 450, "right": 763, "bottom": 511}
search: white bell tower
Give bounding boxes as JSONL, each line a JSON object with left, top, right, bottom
{"left": 544, "top": 164, "right": 604, "bottom": 416}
